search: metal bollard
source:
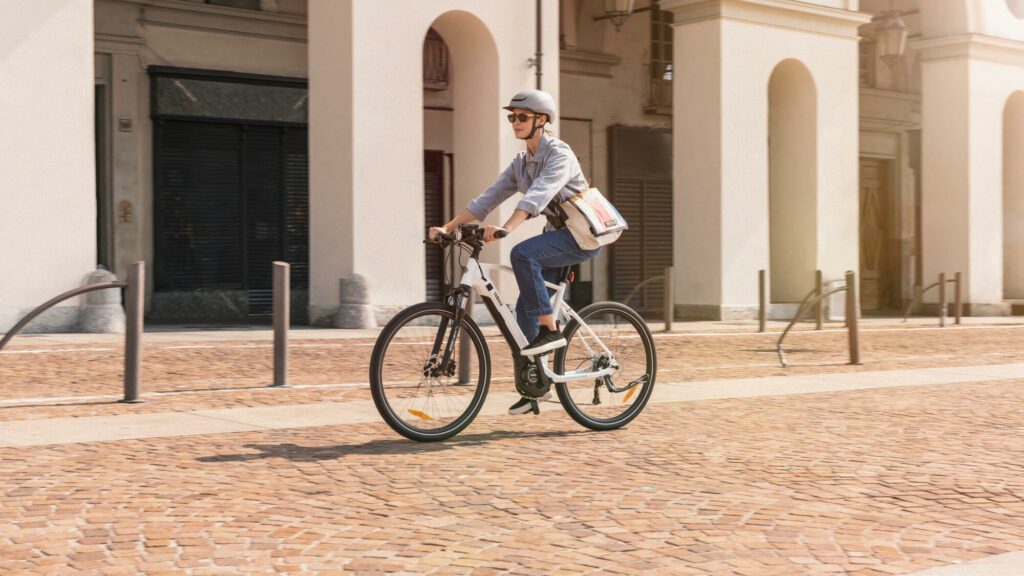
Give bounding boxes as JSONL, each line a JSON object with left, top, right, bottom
{"left": 758, "top": 269, "right": 766, "bottom": 333}
{"left": 815, "top": 270, "right": 824, "bottom": 330}
{"left": 938, "top": 272, "right": 947, "bottom": 328}
{"left": 846, "top": 270, "right": 860, "bottom": 365}
{"left": 664, "top": 266, "right": 674, "bottom": 332}
{"left": 272, "top": 262, "right": 290, "bottom": 387}
{"left": 458, "top": 296, "right": 474, "bottom": 385}
{"left": 121, "top": 261, "right": 145, "bottom": 403}
{"left": 954, "top": 272, "right": 962, "bottom": 325}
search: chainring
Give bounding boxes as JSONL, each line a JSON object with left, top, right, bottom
{"left": 514, "top": 358, "right": 551, "bottom": 398}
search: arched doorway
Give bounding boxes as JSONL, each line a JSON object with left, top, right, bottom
{"left": 421, "top": 12, "right": 500, "bottom": 301}
{"left": 1004, "top": 91, "right": 1024, "bottom": 300}
{"left": 423, "top": 27, "right": 453, "bottom": 302}
{"left": 768, "top": 59, "right": 818, "bottom": 303}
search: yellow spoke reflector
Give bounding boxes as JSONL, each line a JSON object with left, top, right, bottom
{"left": 408, "top": 409, "right": 434, "bottom": 421}
{"left": 623, "top": 386, "right": 639, "bottom": 403}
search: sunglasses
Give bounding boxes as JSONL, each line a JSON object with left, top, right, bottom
{"left": 507, "top": 112, "right": 540, "bottom": 124}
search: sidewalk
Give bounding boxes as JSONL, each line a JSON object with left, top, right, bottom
{"left": 7, "top": 314, "right": 1024, "bottom": 347}
{"left": 3, "top": 361, "right": 1022, "bottom": 447}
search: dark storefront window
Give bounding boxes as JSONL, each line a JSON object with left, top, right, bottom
{"left": 151, "top": 68, "right": 308, "bottom": 318}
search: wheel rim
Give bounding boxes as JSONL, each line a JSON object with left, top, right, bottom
{"left": 558, "top": 307, "right": 653, "bottom": 423}
{"left": 375, "top": 309, "right": 486, "bottom": 436}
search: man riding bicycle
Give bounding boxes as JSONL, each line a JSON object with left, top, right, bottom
{"left": 428, "top": 89, "right": 601, "bottom": 415}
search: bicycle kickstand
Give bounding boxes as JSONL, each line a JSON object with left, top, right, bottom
{"left": 529, "top": 400, "right": 540, "bottom": 415}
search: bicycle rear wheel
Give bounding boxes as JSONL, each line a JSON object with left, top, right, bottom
{"left": 370, "top": 302, "right": 490, "bottom": 441}
{"left": 553, "top": 301, "right": 656, "bottom": 431}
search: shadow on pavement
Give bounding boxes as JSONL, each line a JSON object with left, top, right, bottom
{"left": 197, "top": 429, "right": 592, "bottom": 462}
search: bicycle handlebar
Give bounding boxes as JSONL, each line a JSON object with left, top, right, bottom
{"left": 428, "top": 225, "right": 507, "bottom": 245}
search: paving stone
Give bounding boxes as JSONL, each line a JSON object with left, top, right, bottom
{"left": 3, "top": 325, "right": 1024, "bottom": 572}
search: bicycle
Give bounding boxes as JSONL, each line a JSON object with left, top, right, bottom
{"left": 369, "top": 224, "right": 657, "bottom": 442}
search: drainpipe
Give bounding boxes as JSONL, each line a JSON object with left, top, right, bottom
{"left": 535, "top": 0, "right": 543, "bottom": 89}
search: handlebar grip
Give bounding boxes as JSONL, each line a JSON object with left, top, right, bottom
{"left": 493, "top": 229, "right": 509, "bottom": 239}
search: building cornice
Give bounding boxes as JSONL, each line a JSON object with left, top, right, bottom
{"left": 95, "top": 33, "right": 146, "bottom": 55}
{"left": 912, "top": 34, "right": 1024, "bottom": 67}
{"left": 560, "top": 48, "right": 621, "bottom": 79}
{"left": 860, "top": 88, "right": 921, "bottom": 132}
{"left": 662, "top": 0, "right": 870, "bottom": 39}
{"left": 104, "top": 0, "right": 306, "bottom": 42}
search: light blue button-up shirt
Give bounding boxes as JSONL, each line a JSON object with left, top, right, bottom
{"left": 467, "top": 134, "right": 587, "bottom": 228}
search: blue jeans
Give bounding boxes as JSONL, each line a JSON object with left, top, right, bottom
{"left": 511, "top": 228, "right": 601, "bottom": 343}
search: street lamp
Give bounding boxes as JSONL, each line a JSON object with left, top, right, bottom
{"left": 876, "top": 9, "right": 908, "bottom": 67}
{"left": 594, "top": 0, "right": 652, "bottom": 32}
{"left": 604, "top": 0, "right": 635, "bottom": 31}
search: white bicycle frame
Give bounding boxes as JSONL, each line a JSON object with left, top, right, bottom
{"left": 458, "top": 257, "right": 618, "bottom": 384}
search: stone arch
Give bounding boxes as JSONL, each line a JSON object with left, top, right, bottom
{"left": 1004, "top": 91, "right": 1024, "bottom": 299}
{"left": 421, "top": 11, "right": 500, "bottom": 298}
{"left": 1009, "top": 0, "right": 1024, "bottom": 19}
{"left": 768, "top": 58, "right": 818, "bottom": 303}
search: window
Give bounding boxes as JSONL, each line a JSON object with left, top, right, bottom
{"left": 423, "top": 28, "right": 450, "bottom": 90}
{"left": 150, "top": 69, "right": 309, "bottom": 317}
{"left": 645, "top": 1, "right": 673, "bottom": 113}
{"left": 650, "top": 1, "right": 673, "bottom": 81}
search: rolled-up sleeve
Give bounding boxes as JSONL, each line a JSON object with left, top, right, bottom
{"left": 467, "top": 161, "right": 518, "bottom": 220}
{"left": 516, "top": 150, "right": 573, "bottom": 217}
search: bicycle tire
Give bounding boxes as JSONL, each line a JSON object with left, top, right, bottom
{"left": 553, "top": 301, "right": 657, "bottom": 431}
{"left": 370, "top": 302, "right": 490, "bottom": 442}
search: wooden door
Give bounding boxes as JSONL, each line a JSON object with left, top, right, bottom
{"left": 859, "top": 158, "right": 893, "bottom": 311}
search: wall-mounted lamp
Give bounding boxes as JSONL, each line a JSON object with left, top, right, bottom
{"left": 875, "top": 9, "right": 908, "bottom": 67}
{"left": 593, "top": 0, "right": 652, "bottom": 32}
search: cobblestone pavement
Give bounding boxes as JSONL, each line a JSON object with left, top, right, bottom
{"left": 2, "top": 379, "right": 1024, "bottom": 574}
{"left": 3, "top": 323, "right": 1024, "bottom": 574}
{"left": 2, "top": 323, "right": 1024, "bottom": 420}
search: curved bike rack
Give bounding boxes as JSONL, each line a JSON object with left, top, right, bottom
{"left": 901, "top": 272, "right": 961, "bottom": 327}
{"left": 759, "top": 270, "right": 824, "bottom": 333}
{"left": 621, "top": 266, "right": 674, "bottom": 332}
{"left": 0, "top": 262, "right": 145, "bottom": 402}
{"left": 776, "top": 270, "right": 860, "bottom": 368}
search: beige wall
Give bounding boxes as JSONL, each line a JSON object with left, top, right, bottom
{"left": 669, "top": 0, "right": 868, "bottom": 319}
{"left": 0, "top": 0, "right": 96, "bottom": 332}
{"left": 919, "top": 21, "right": 1024, "bottom": 312}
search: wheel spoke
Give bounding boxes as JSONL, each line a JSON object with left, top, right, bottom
{"left": 554, "top": 303, "right": 656, "bottom": 430}
{"left": 370, "top": 304, "right": 489, "bottom": 441}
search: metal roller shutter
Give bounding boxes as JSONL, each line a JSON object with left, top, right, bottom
{"left": 154, "top": 120, "right": 309, "bottom": 313}
{"left": 424, "top": 150, "right": 446, "bottom": 301}
{"left": 608, "top": 126, "right": 673, "bottom": 319}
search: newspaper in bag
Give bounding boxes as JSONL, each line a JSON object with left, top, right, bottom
{"left": 560, "top": 188, "right": 628, "bottom": 250}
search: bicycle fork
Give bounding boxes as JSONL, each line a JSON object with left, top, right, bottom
{"left": 425, "top": 287, "right": 472, "bottom": 378}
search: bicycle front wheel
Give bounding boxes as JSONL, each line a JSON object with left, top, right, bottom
{"left": 554, "top": 301, "right": 656, "bottom": 431}
{"left": 370, "top": 302, "right": 490, "bottom": 442}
